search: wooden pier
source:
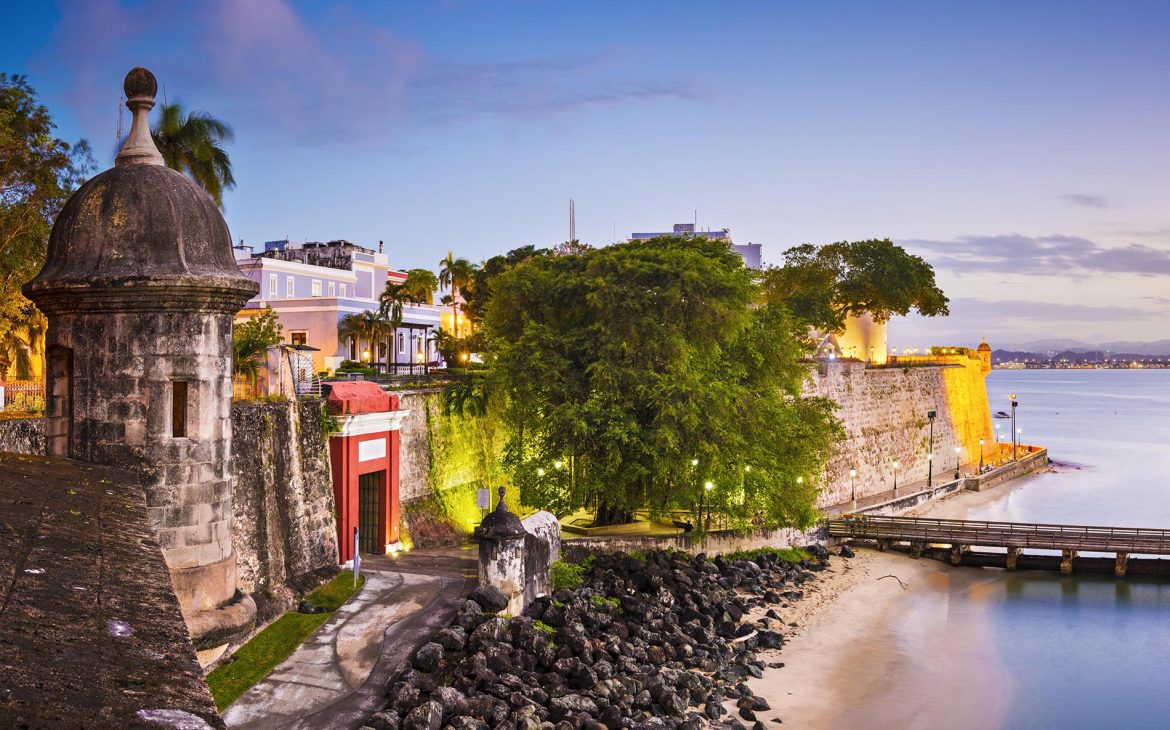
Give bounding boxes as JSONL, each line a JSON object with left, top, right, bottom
{"left": 827, "top": 515, "right": 1170, "bottom": 576}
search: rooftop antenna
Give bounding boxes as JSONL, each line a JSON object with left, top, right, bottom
{"left": 116, "top": 94, "right": 125, "bottom": 143}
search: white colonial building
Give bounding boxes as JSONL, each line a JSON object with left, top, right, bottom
{"left": 234, "top": 239, "right": 446, "bottom": 373}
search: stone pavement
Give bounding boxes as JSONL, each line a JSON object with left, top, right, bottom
{"left": 223, "top": 550, "right": 472, "bottom": 730}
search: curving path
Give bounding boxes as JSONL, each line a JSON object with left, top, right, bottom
{"left": 223, "top": 556, "right": 470, "bottom": 730}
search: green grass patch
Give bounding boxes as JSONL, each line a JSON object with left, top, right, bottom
{"left": 533, "top": 620, "right": 556, "bottom": 637}
{"left": 721, "top": 546, "right": 809, "bottom": 566}
{"left": 207, "top": 570, "right": 364, "bottom": 710}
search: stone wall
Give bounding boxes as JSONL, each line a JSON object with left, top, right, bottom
{"left": 230, "top": 399, "right": 339, "bottom": 618}
{"left": 807, "top": 358, "right": 993, "bottom": 507}
{"left": 561, "top": 523, "right": 823, "bottom": 563}
{"left": 0, "top": 416, "right": 45, "bottom": 455}
{"left": 397, "top": 388, "right": 519, "bottom": 546}
{"left": 397, "top": 389, "right": 438, "bottom": 505}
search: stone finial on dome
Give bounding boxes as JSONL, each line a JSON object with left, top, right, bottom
{"left": 479, "top": 486, "right": 525, "bottom": 539}
{"left": 115, "top": 67, "right": 164, "bottom": 167}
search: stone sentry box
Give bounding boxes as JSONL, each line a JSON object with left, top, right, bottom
{"left": 24, "top": 68, "right": 259, "bottom": 651}
{"left": 478, "top": 489, "right": 560, "bottom": 615}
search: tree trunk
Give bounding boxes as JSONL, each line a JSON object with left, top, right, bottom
{"left": 593, "top": 503, "right": 634, "bottom": 527}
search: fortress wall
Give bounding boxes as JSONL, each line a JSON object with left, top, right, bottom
{"left": 0, "top": 416, "right": 45, "bottom": 455}
{"left": 229, "top": 400, "right": 339, "bottom": 616}
{"left": 807, "top": 359, "right": 993, "bottom": 507}
{"left": 397, "top": 389, "right": 439, "bottom": 505}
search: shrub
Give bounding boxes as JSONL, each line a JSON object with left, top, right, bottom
{"left": 589, "top": 594, "right": 621, "bottom": 611}
{"left": 721, "top": 546, "right": 809, "bottom": 565}
{"left": 551, "top": 560, "right": 584, "bottom": 590}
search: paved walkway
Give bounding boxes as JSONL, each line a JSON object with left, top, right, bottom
{"left": 223, "top": 551, "right": 471, "bottom": 730}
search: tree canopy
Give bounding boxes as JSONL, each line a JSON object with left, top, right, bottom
{"left": 481, "top": 236, "right": 841, "bottom": 528}
{"left": 462, "top": 244, "right": 545, "bottom": 326}
{"left": 401, "top": 268, "right": 438, "bottom": 305}
{"left": 232, "top": 308, "right": 282, "bottom": 379}
{"left": 1, "top": 74, "right": 93, "bottom": 380}
{"left": 763, "top": 238, "right": 949, "bottom": 334}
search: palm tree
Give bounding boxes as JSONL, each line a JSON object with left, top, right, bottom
{"left": 337, "top": 313, "right": 372, "bottom": 363}
{"left": 379, "top": 283, "right": 408, "bottom": 371}
{"left": 0, "top": 302, "right": 45, "bottom": 381}
{"left": 357, "top": 310, "right": 387, "bottom": 369}
{"left": 402, "top": 268, "right": 439, "bottom": 306}
{"left": 438, "top": 253, "right": 475, "bottom": 337}
{"left": 152, "top": 102, "right": 235, "bottom": 208}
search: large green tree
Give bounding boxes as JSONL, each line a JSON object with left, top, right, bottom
{"left": 152, "top": 102, "right": 235, "bottom": 208}
{"left": 483, "top": 236, "right": 841, "bottom": 527}
{"left": 0, "top": 74, "right": 93, "bottom": 380}
{"left": 764, "top": 238, "right": 949, "bottom": 335}
{"left": 462, "top": 245, "right": 545, "bottom": 326}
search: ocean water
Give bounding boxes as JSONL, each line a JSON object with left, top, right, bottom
{"left": 912, "top": 370, "right": 1170, "bottom": 729}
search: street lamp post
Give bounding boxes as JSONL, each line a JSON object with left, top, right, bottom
{"left": 849, "top": 468, "right": 858, "bottom": 512}
{"left": 704, "top": 481, "right": 714, "bottom": 530}
{"left": 954, "top": 445, "right": 961, "bottom": 480}
{"left": 892, "top": 459, "right": 900, "bottom": 494}
{"left": 927, "top": 409, "right": 937, "bottom": 487}
{"left": 978, "top": 438, "right": 985, "bottom": 472}
{"left": 1009, "top": 394, "right": 1019, "bottom": 461}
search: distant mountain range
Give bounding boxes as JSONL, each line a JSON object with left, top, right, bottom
{"left": 995, "top": 339, "right": 1170, "bottom": 356}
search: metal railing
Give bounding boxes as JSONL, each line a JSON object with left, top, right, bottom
{"left": 828, "top": 515, "right": 1170, "bottom": 554}
{"left": 1, "top": 380, "right": 46, "bottom": 412}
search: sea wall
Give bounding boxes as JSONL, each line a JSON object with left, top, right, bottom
{"left": 806, "top": 358, "right": 993, "bottom": 507}
{"left": 230, "top": 400, "right": 339, "bottom": 615}
{"left": 0, "top": 416, "right": 45, "bottom": 455}
{"left": 561, "top": 523, "right": 824, "bottom": 562}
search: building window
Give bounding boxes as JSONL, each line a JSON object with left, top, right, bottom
{"left": 268, "top": 273, "right": 278, "bottom": 298}
{"left": 172, "top": 381, "right": 188, "bottom": 438}
{"left": 349, "top": 339, "right": 357, "bottom": 360}
{"left": 286, "top": 276, "right": 295, "bottom": 298}
{"left": 291, "top": 332, "right": 307, "bottom": 346}
{"left": 328, "top": 281, "right": 336, "bottom": 297}
{"left": 339, "top": 283, "right": 347, "bottom": 298}
{"left": 312, "top": 279, "right": 322, "bottom": 297}
{"left": 398, "top": 332, "right": 406, "bottom": 354}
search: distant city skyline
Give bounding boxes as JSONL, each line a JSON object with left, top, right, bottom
{"left": 4, "top": 1, "right": 1170, "bottom": 343}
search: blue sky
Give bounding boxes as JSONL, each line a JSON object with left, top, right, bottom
{"left": 4, "top": 0, "right": 1170, "bottom": 346}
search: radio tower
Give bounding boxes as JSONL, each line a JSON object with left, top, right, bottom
{"left": 569, "top": 198, "right": 576, "bottom": 243}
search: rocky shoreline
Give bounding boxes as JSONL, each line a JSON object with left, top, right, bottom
{"left": 362, "top": 546, "right": 831, "bottom": 730}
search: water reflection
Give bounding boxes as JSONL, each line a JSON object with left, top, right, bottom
{"left": 892, "top": 370, "right": 1170, "bottom": 728}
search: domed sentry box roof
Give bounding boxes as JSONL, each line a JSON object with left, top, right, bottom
{"left": 977, "top": 338, "right": 992, "bottom": 352}
{"left": 24, "top": 67, "right": 258, "bottom": 314}
{"left": 479, "top": 487, "right": 526, "bottom": 540}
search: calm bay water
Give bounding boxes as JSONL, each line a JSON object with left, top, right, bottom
{"left": 912, "top": 369, "right": 1170, "bottom": 729}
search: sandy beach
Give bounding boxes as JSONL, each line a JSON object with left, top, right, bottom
{"left": 729, "top": 479, "right": 1037, "bottom": 728}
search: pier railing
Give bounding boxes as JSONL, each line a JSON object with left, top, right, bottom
{"left": 828, "top": 515, "right": 1170, "bottom": 555}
